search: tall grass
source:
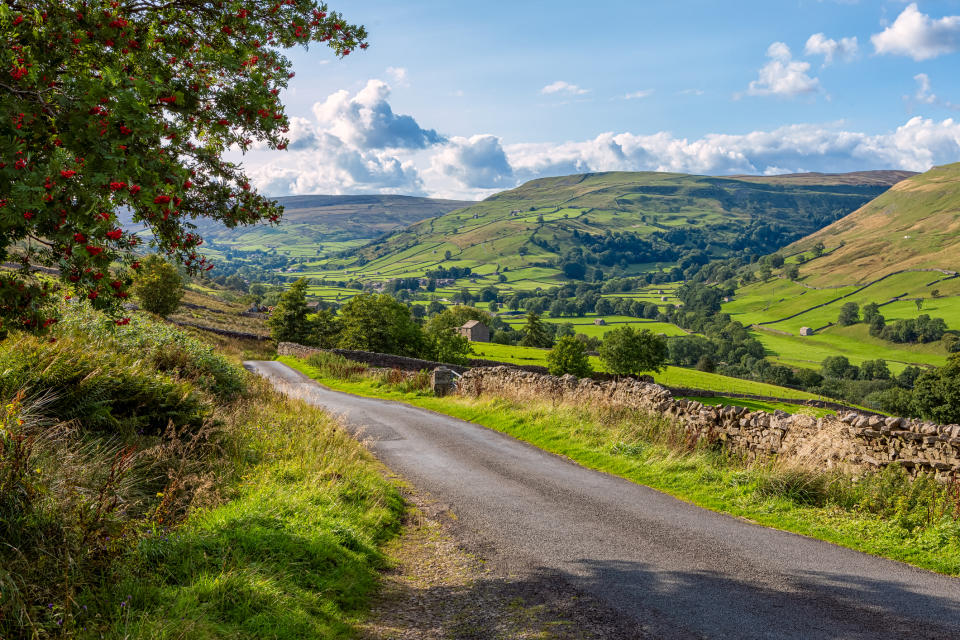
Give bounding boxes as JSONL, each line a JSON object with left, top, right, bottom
{"left": 0, "top": 306, "right": 402, "bottom": 639}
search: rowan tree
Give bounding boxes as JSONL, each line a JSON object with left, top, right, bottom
{"left": 0, "top": 1, "right": 367, "bottom": 334}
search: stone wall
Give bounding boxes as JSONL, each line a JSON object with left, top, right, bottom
{"left": 276, "top": 343, "right": 550, "bottom": 374}
{"left": 457, "top": 367, "right": 960, "bottom": 478}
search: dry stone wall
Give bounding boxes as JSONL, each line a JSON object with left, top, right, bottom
{"left": 458, "top": 367, "right": 960, "bottom": 478}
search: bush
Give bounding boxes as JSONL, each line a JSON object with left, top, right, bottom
{"left": 0, "top": 334, "right": 207, "bottom": 435}
{"left": 130, "top": 254, "right": 185, "bottom": 318}
{"left": 547, "top": 336, "right": 593, "bottom": 377}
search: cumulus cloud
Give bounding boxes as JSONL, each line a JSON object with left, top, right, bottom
{"left": 746, "top": 42, "right": 821, "bottom": 97}
{"left": 502, "top": 118, "right": 960, "bottom": 180}
{"left": 804, "top": 33, "right": 858, "bottom": 64}
{"left": 541, "top": 81, "right": 590, "bottom": 95}
{"left": 249, "top": 133, "right": 424, "bottom": 196}
{"left": 431, "top": 135, "right": 515, "bottom": 189}
{"left": 872, "top": 3, "right": 960, "bottom": 61}
{"left": 312, "top": 79, "right": 444, "bottom": 150}
{"left": 624, "top": 89, "right": 655, "bottom": 100}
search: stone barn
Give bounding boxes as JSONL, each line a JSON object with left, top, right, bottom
{"left": 800, "top": 327, "right": 814, "bottom": 336}
{"left": 594, "top": 318, "right": 607, "bottom": 326}
{"left": 458, "top": 319, "right": 490, "bottom": 342}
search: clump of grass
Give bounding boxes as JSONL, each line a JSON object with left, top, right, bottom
{"left": 306, "top": 351, "right": 371, "bottom": 381}
{"left": 1, "top": 309, "right": 402, "bottom": 639}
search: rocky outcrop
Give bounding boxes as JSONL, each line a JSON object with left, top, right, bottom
{"left": 457, "top": 367, "right": 960, "bottom": 478}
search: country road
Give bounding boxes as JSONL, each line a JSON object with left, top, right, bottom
{"left": 246, "top": 360, "right": 960, "bottom": 639}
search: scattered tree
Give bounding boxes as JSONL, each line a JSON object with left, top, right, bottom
{"left": 912, "top": 354, "right": 960, "bottom": 424}
{"left": 267, "top": 278, "right": 314, "bottom": 345}
{"left": 337, "top": 293, "right": 428, "bottom": 357}
{"left": 837, "top": 302, "right": 860, "bottom": 326}
{"left": 520, "top": 313, "right": 553, "bottom": 348}
{"left": 599, "top": 326, "right": 668, "bottom": 377}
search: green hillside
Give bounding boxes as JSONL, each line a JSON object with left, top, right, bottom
{"left": 319, "top": 170, "right": 910, "bottom": 285}
{"left": 720, "top": 164, "right": 960, "bottom": 373}
{"left": 785, "top": 162, "right": 960, "bottom": 286}
{"left": 195, "top": 194, "right": 474, "bottom": 259}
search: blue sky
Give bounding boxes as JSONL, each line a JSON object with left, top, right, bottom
{"left": 239, "top": 1, "right": 960, "bottom": 199}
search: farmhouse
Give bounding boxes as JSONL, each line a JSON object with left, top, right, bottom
{"left": 800, "top": 327, "right": 814, "bottom": 336}
{"left": 458, "top": 320, "right": 490, "bottom": 342}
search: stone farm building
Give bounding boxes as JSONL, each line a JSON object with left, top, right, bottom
{"left": 458, "top": 320, "right": 490, "bottom": 342}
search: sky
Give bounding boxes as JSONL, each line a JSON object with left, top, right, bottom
{"left": 235, "top": 0, "right": 960, "bottom": 200}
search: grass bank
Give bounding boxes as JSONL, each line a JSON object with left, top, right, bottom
{"left": 0, "top": 304, "right": 401, "bottom": 639}
{"left": 281, "top": 353, "right": 960, "bottom": 576}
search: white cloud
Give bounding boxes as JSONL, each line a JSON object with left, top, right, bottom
{"left": 502, "top": 118, "right": 960, "bottom": 180}
{"left": 541, "top": 81, "right": 590, "bottom": 95}
{"left": 804, "top": 33, "right": 859, "bottom": 64}
{"left": 914, "top": 73, "right": 937, "bottom": 104}
{"left": 312, "top": 79, "right": 444, "bottom": 150}
{"left": 746, "top": 42, "right": 821, "bottom": 98}
{"left": 909, "top": 73, "right": 960, "bottom": 110}
{"left": 249, "top": 133, "right": 424, "bottom": 196}
{"left": 386, "top": 66, "right": 409, "bottom": 87}
{"left": 679, "top": 88, "right": 705, "bottom": 96}
{"left": 430, "top": 135, "right": 515, "bottom": 189}
{"left": 242, "top": 78, "right": 960, "bottom": 200}
{"left": 872, "top": 3, "right": 960, "bottom": 61}
{"left": 624, "top": 89, "right": 655, "bottom": 100}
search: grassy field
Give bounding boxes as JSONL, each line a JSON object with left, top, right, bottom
{"left": 468, "top": 341, "right": 824, "bottom": 400}
{"left": 284, "top": 355, "right": 960, "bottom": 576}
{"left": 724, "top": 272, "right": 956, "bottom": 372}
{"left": 785, "top": 162, "right": 960, "bottom": 286}
{"left": 503, "top": 315, "right": 689, "bottom": 338}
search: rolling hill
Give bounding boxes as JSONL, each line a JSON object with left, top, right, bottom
{"left": 329, "top": 170, "right": 912, "bottom": 284}
{"left": 194, "top": 194, "right": 475, "bottom": 258}
{"left": 785, "top": 162, "right": 960, "bottom": 286}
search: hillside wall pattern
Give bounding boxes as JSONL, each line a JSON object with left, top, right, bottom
{"left": 458, "top": 367, "right": 960, "bottom": 478}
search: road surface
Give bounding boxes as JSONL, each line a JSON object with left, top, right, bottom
{"left": 246, "top": 360, "right": 960, "bottom": 639}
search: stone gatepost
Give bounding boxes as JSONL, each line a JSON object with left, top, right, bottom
{"left": 431, "top": 366, "right": 455, "bottom": 397}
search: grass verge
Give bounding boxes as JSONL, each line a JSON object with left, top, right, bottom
{"left": 281, "top": 353, "right": 960, "bottom": 576}
{"left": 0, "top": 303, "right": 402, "bottom": 639}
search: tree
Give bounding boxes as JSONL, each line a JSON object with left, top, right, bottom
{"left": 267, "top": 278, "right": 314, "bottom": 344}
{"left": 599, "top": 326, "right": 668, "bottom": 377}
{"left": 520, "top": 313, "right": 553, "bottom": 348}
{"left": 912, "top": 354, "right": 960, "bottom": 424}
{"left": 337, "top": 293, "right": 428, "bottom": 357}
{"left": 444, "top": 250, "right": 453, "bottom": 260}
{"left": 430, "top": 329, "right": 471, "bottom": 365}
{"left": 0, "top": 1, "right": 366, "bottom": 333}
{"left": 862, "top": 302, "right": 881, "bottom": 325}
{"left": 837, "top": 302, "right": 860, "bottom": 326}
{"left": 812, "top": 242, "right": 825, "bottom": 257}
{"left": 915, "top": 297, "right": 924, "bottom": 311}
{"left": 130, "top": 254, "right": 184, "bottom": 317}
{"left": 784, "top": 264, "right": 800, "bottom": 280}
{"left": 547, "top": 336, "right": 593, "bottom": 377}
{"left": 821, "top": 355, "right": 859, "bottom": 380}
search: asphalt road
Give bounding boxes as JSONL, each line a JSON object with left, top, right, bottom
{"left": 246, "top": 360, "right": 960, "bottom": 639}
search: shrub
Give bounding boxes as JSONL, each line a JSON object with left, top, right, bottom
{"left": 131, "top": 255, "right": 185, "bottom": 318}
{"left": 547, "top": 336, "right": 593, "bottom": 377}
